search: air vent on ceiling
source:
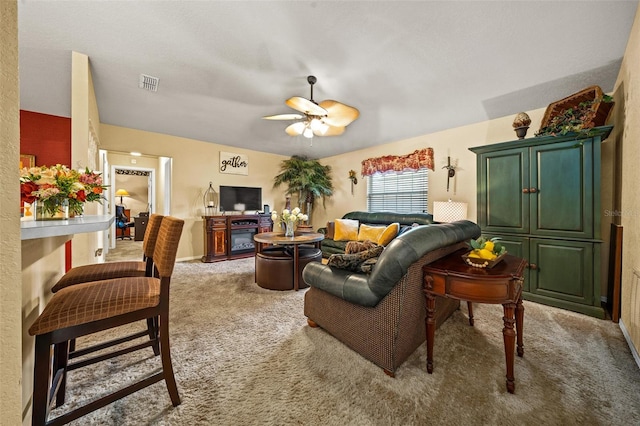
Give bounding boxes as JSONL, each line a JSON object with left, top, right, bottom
{"left": 139, "top": 74, "right": 159, "bottom": 92}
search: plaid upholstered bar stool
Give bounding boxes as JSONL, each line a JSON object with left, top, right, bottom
{"left": 28, "top": 216, "right": 184, "bottom": 426}
{"left": 52, "top": 214, "right": 164, "bottom": 358}
{"left": 52, "top": 214, "right": 164, "bottom": 292}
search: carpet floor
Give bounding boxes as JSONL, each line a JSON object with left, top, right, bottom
{"left": 49, "top": 245, "right": 640, "bottom": 425}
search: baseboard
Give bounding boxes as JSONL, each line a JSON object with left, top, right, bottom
{"left": 619, "top": 319, "right": 640, "bottom": 370}
{"left": 177, "top": 255, "right": 202, "bottom": 262}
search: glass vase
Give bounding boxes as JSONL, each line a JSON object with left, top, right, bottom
{"left": 35, "top": 199, "right": 69, "bottom": 220}
{"left": 284, "top": 220, "right": 295, "bottom": 237}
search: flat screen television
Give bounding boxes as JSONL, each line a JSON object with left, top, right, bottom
{"left": 219, "top": 186, "right": 262, "bottom": 212}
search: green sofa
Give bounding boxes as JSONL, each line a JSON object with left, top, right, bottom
{"left": 317, "top": 211, "right": 435, "bottom": 258}
{"left": 303, "top": 220, "right": 481, "bottom": 376}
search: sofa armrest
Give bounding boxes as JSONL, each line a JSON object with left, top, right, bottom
{"left": 325, "top": 221, "right": 335, "bottom": 239}
{"left": 303, "top": 220, "right": 481, "bottom": 307}
{"left": 302, "top": 263, "right": 381, "bottom": 307}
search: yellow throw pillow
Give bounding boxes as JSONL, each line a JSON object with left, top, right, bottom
{"left": 334, "top": 219, "right": 359, "bottom": 241}
{"left": 357, "top": 224, "right": 386, "bottom": 243}
{"left": 377, "top": 222, "right": 400, "bottom": 246}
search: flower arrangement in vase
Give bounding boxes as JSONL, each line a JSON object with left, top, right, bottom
{"left": 20, "top": 164, "right": 108, "bottom": 219}
{"left": 271, "top": 207, "right": 308, "bottom": 237}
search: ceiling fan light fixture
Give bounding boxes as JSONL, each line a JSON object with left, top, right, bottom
{"left": 309, "top": 118, "right": 323, "bottom": 131}
{"left": 303, "top": 127, "right": 314, "bottom": 138}
{"left": 265, "top": 76, "right": 358, "bottom": 139}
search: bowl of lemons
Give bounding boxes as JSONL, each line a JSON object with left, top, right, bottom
{"left": 462, "top": 236, "right": 507, "bottom": 269}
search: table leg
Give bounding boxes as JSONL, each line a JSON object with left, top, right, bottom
{"left": 424, "top": 276, "right": 436, "bottom": 374}
{"left": 293, "top": 244, "right": 300, "bottom": 291}
{"left": 502, "top": 302, "right": 516, "bottom": 393}
{"left": 516, "top": 295, "right": 524, "bottom": 357}
{"left": 467, "top": 301, "right": 474, "bottom": 326}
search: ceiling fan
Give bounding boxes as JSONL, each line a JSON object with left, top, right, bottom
{"left": 263, "top": 75, "right": 359, "bottom": 138}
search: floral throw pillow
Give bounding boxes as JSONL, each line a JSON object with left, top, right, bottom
{"left": 327, "top": 245, "right": 384, "bottom": 272}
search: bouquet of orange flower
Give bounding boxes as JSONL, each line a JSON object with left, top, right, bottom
{"left": 20, "top": 164, "right": 108, "bottom": 217}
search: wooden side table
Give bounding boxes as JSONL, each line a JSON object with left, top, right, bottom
{"left": 422, "top": 249, "right": 527, "bottom": 393}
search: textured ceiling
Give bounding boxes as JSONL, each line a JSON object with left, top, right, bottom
{"left": 18, "top": 1, "right": 638, "bottom": 159}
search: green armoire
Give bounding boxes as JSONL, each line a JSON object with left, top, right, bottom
{"left": 469, "top": 126, "right": 613, "bottom": 318}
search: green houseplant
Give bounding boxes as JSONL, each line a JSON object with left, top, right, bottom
{"left": 273, "top": 155, "right": 334, "bottom": 223}
{"left": 535, "top": 94, "right": 613, "bottom": 138}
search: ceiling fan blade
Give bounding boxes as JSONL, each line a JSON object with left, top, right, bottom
{"left": 286, "top": 96, "right": 328, "bottom": 116}
{"left": 263, "top": 113, "right": 304, "bottom": 120}
{"left": 285, "top": 122, "right": 306, "bottom": 136}
{"left": 317, "top": 125, "right": 345, "bottom": 136}
{"left": 319, "top": 100, "right": 360, "bottom": 127}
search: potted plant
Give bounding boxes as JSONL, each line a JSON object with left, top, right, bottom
{"left": 273, "top": 155, "right": 334, "bottom": 224}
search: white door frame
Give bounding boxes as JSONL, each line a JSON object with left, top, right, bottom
{"left": 109, "top": 164, "right": 156, "bottom": 248}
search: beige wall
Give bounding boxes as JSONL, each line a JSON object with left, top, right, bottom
{"left": 614, "top": 8, "right": 640, "bottom": 361}
{"left": 0, "top": 2, "right": 23, "bottom": 425}
{"left": 71, "top": 52, "right": 104, "bottom": 267}
{"left": 314, "top": 108, "right": 546, "bottom": 229}
{"left": 99, "top": 124, "right": 289, "bottom": 260}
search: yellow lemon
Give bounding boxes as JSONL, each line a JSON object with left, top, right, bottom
{"left": 484, "top": 241, "right": 494, "bottom": 252}
{"left": 468, "top": 250, "right": 481, "bottom": 258}
{"left": 479, "top": 249, "right": 497, "bottom": 260}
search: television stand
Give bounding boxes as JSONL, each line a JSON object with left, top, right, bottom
{"left": 202, "top": 214, "right": 272, "bottom": 262}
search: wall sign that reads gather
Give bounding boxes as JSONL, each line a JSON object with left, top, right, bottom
{"left": 220, "top": 151, "right": 249, "bottom": 175}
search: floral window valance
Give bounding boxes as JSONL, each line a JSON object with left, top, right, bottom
{"left": 361, "top": 148, "right": 434, "bottom": 177}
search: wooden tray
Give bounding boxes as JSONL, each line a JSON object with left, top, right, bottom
{"left": 462, "top": 251, "right": 507, "bottom": 269}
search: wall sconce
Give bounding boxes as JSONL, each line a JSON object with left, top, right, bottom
{"left": 348, "top": 170, "right": 358, "bottom": 195}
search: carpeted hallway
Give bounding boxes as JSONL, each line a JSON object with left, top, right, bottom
{"left": 57, "top": 246, "right": 640, "bottom": 425}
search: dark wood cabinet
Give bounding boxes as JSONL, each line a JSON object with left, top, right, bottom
{"left": 134, "top": 216, "right": 148, "bottom": 241}
{"left": 202, "top": 214, "right": 272, "bottom": 263}
{"left": 470, "top": 126, "right": 612, "bottom": 318}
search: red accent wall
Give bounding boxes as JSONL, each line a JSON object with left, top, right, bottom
{"left": 21, "top": 110, "right": 73, "bottom": 271}
{"left": 20, "top": 110, "right": 71, "bottom": 167}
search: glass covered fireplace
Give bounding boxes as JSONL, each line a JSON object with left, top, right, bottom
{"left": 230, "top": 228, "right": 257, "bottom": 255}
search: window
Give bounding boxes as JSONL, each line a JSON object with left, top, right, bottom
{"left": 367, "top": 168, "right": 428, "bottom": 213}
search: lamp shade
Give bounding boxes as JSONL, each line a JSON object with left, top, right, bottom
{"left": 433, "top": 200, "right": 468, "bottom": 223}
{"left": 115, "top": 189, "right": 130, "bottom": 197}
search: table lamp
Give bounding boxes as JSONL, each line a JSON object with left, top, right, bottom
{"left": 115, "top": 189, "right": 130, "bottom": 206}
{"left": 433, "top": 200, "right": 468, "bottom": 223}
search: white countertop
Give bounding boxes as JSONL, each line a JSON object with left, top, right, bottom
{"left": 21, "top": 215, "right": 115, "bottom": 240}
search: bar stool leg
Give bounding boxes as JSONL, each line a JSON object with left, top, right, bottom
{"left": 159, "top": 313, "right": 181, "bottom": 406}
{"left": 32, "top": 335, "right": 51, "bottom": 426}
{"left": 52, "top": 341, "right": 69, "bottom": 407}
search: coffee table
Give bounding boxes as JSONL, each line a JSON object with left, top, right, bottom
{"left": 254, "top": 232, "right": 324, "bottom": 291}
{"left": 422, "top": 248, "right": 527, "bottom": 393}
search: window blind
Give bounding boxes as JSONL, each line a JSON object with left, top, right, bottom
{"left": 367, "top": 168, "right": 428, "bottom": 213}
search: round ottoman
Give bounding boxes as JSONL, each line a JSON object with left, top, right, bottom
{"left": 255, "top": 246, "right": 322, "bottom": 290}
